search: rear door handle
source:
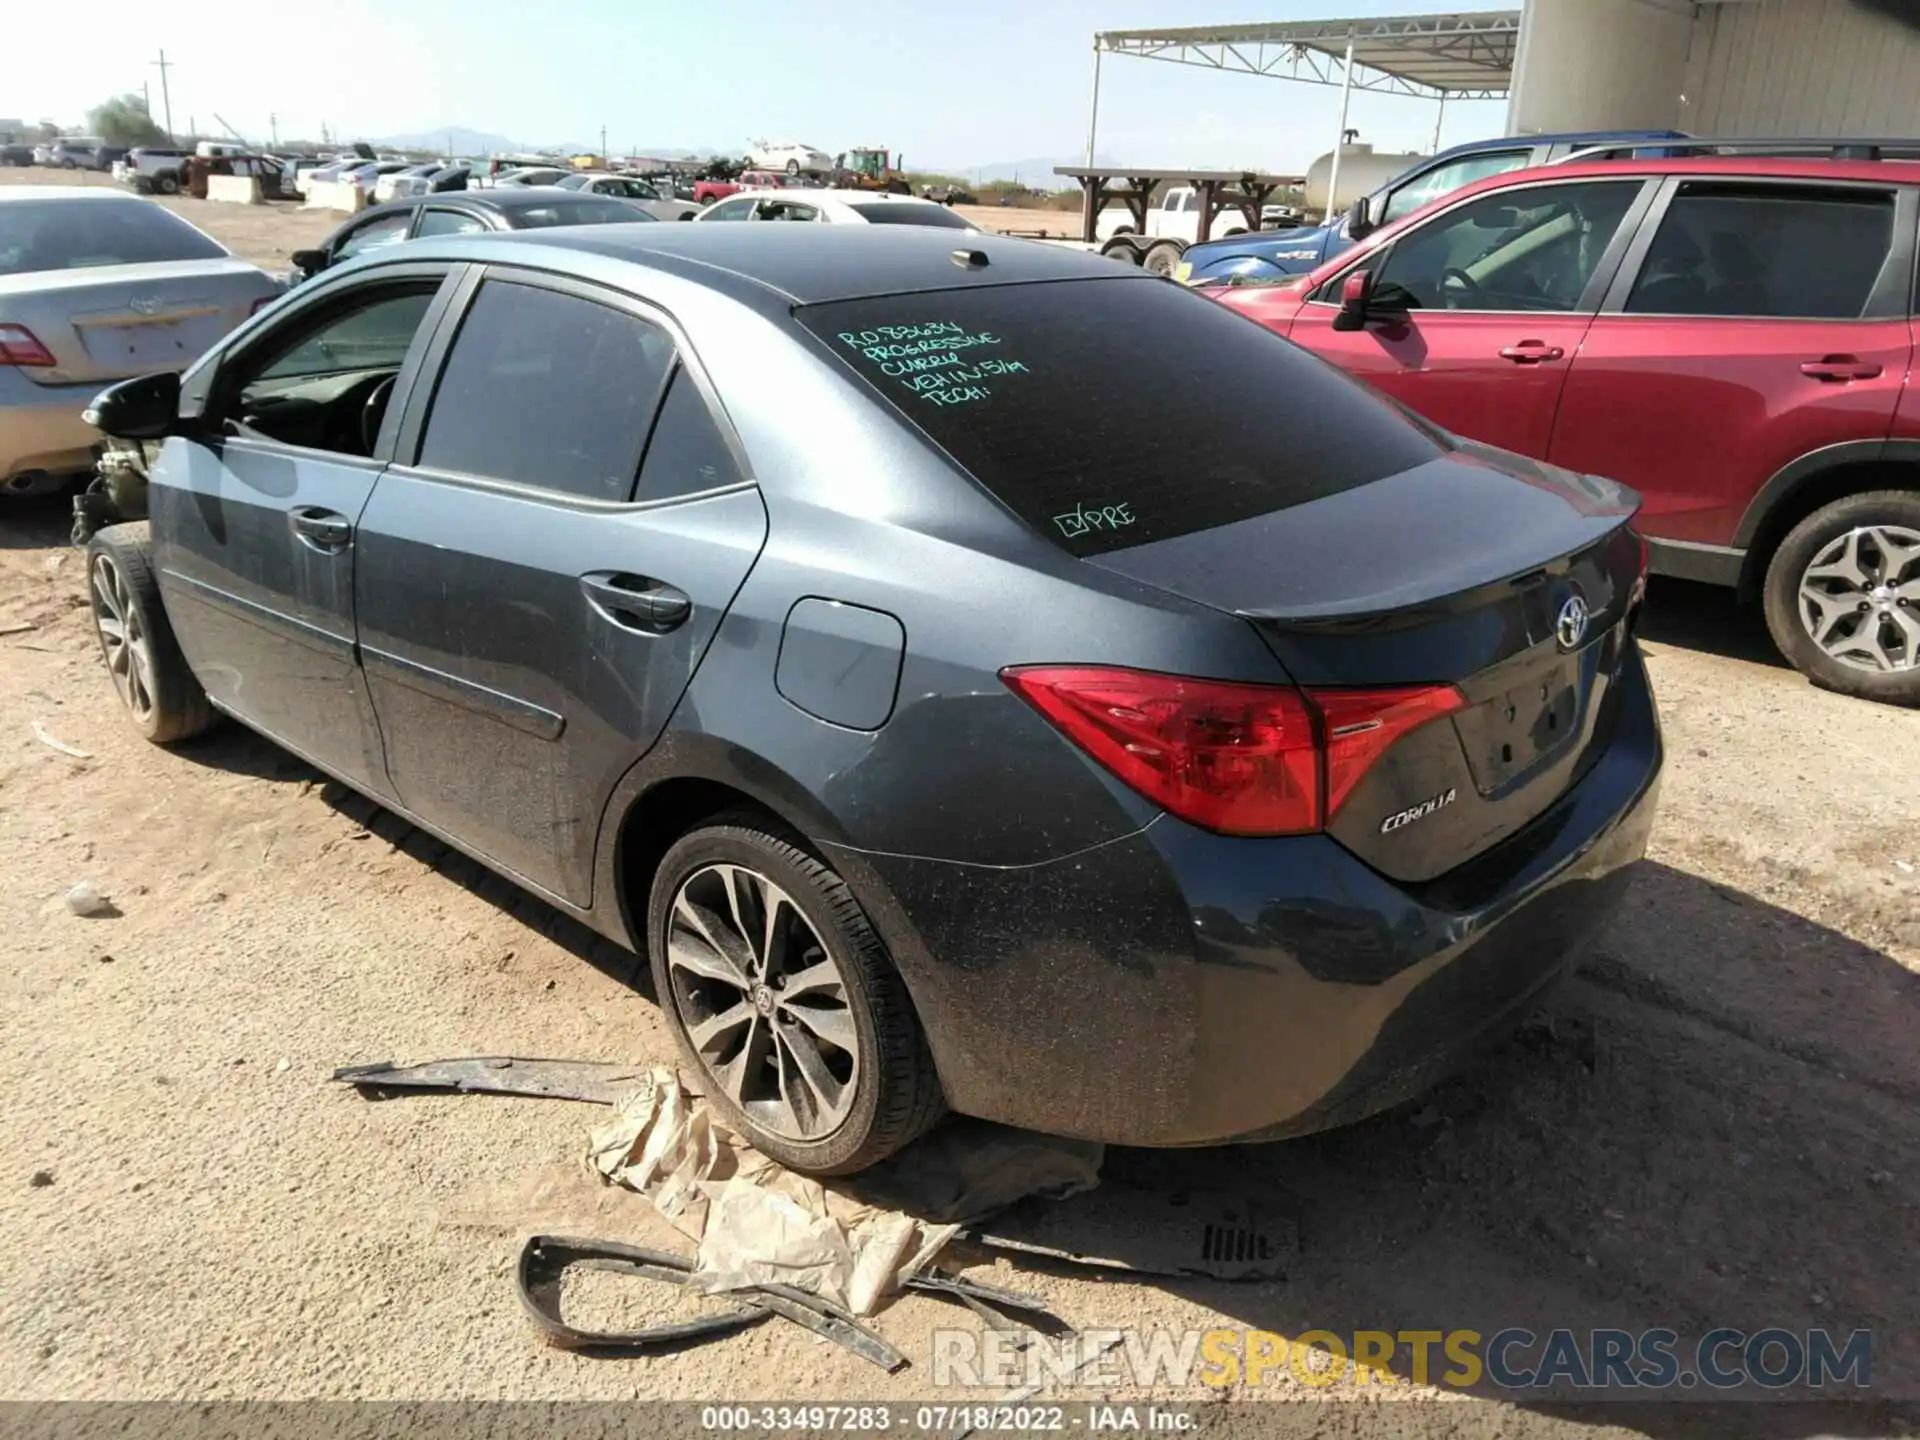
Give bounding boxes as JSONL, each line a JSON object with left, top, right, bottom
{"left": 1800, "top": 355, "right": 1883, "bottom": 382}
{"left": 1498, "top": 341, "right": 1565, "bottom": 364}
{"left": 580, "top": 573, "right": 692, "bottom": 634}
{"left": 290, "top": 507, "right": 351, "bottom": 549}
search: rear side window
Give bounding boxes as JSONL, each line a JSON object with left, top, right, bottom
{"left": 418, "top": 280, "right": 676, "bottom": 501}
{"left": 0, "top": 198, "right": 225, "bottom": 276}
{"left": 510, "top": 199, "right": 655, "bottom": 228}
{"left": 796, "top": 277, "right": 1442, "bottom": 556}
{"left": 1625, "top": 183, "right": 1894, "bottom": 319}
{"left": 634, "top": 368, "right": 744, "bottom": 502}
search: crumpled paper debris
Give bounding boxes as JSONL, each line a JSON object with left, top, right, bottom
{"left": 587, "top": 1067, "right": 1101, "bottom": 1315}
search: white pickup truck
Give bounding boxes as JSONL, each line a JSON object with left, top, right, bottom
{"left": 111, "top": 146, "right": 193, "bottom": 194}
{"left": 1095, "top": 184, "right": 1279, "bottom": 275}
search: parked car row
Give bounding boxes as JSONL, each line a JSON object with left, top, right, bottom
{"left": 1205, "top": 139, "right": 1920, "bottom": 703}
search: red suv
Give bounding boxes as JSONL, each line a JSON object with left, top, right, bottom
{"left": 1208, "top": 149, "right": 1920, "bottom": 705}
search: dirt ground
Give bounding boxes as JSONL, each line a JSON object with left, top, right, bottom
{"left": 2, "top": 173, "right": 1918, "bottom": 1431}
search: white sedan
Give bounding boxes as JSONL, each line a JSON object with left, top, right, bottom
{"left": 744, "top": 141, "right": 835, "bottom": 178}
{"left": 555, "top": 172, "right": 699, "bottom": 220}
{"left": 694, "top": 190, "right": 980, "bottom": 229}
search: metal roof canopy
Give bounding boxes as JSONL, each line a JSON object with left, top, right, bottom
{"left": 1096, "top": 11, "right": 1520, "bottom": 100}
{"left": 1083, "top": 10, "right": 1521, "bottom": 223}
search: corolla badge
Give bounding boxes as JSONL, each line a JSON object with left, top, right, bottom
{"left": 1556, "top": 593, "right": 1590, "bottom": 651}
{"left": 127, "top": 296, "right": 164, "bottom": 316}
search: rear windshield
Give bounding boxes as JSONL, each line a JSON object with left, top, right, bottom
{"left": 0, "top": 198, "right": 226, "bottom": 277}
{"left": 846, "top": 202, "right": 975, "bottom": 229}
{"left": 510, "top": 198, "right": 655, "bottom": 228}
{"left": 796, "top": 278, "right": 1442, "bottom": 555}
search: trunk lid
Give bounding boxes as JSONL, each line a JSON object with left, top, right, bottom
{"left": 0, "top": 258, "right": 274, "bottom": 387}
{"left": 1086, "top": 447, "right": 1645, "bottom": 882}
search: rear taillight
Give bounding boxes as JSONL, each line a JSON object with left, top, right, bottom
{"left": 1313, "top": 685, "right": 1467, "bottom": 818}
{"left": 0, "top": 324, "right": 54, "bottom": 367}
{"left": 1002, "top": 665, "right": 1463, "bottom": 837}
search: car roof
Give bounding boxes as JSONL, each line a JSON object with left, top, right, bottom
{"left": 461, "top": 223, "right": 1145, "bottom": 305}
{"left": 1478, "top": 153, "right": 1920, "bottom": 190}
{"left": 1429, "top": 128, "right": 1687, "bottom": 163}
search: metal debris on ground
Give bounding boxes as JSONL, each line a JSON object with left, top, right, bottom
{"left": 964, "top": 1182, "right": 1297, "bottom": 1282}
{"left": 32, "top": 722, "right": 92, "bottom": 760}
{"left": 0, "top": 621, "right": 37, "bottom": 636}
{"left": 331, "top": 1056, "right": 649, "bottom": 1105}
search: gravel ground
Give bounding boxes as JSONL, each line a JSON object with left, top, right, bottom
{"left": 2, "top": 173, "right": 1917, "bottom": 1432}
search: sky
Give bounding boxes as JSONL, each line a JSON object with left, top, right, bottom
{"left": 9, "top": 0, "right": 1509, "bottom": 177}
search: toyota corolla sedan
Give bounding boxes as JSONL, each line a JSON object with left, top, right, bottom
{"left": 80, "top": 226, "right": 1661, "bottom": 1175}
{"left": 2, "top": 188, "right": 279, "bottom": 500}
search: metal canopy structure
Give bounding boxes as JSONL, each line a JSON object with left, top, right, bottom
{"left": 1083, "top": 10, "right": 1522, "bottom": 223}
{"left": 1095, "top": 11, "right": 1520, "bottom": 101}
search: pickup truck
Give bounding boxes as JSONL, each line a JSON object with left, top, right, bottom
{"left": 112, "top": 146, "right": 193, "bottom": 193}
{"left": 1097, "top": 184, "right": 1267, "bottom": 275}
{"left": 693, "top": 170, "right": 786, "bottom": 205}
{"left": 1176, "top": 129, "right": 1688, "bottom": 286}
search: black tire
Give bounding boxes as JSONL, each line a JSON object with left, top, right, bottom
{"left": 1100, "top": 237, "right": 1143, "bottom": 266}
{"left": 84, "top": 523, "right": 217, "bottom": 743}
{"left": 153, "top": 171, "right": 180, "bottom": 195}
{"left": 1762, "top": 488, "right": 1920, "bottom": 706}
{"left": 1142, "top": 240, "right": 1184, "bottom": 277}
{"left": 646, "top": 816, "right": 944, "bottom": 1174}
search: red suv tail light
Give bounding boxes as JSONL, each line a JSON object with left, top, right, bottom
{"left": 1002, "top": 666, "right": 1464, "bottom": 837}
{"left": 0, "top": 324, "right": 55, "bottom": 367}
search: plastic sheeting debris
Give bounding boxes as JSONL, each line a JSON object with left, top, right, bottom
{"left": 587, "top": 1068, "right": 1102, "bottom": 1315}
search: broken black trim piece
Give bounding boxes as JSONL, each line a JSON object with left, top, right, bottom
{"left": 515, "top": 1236, "right": 909, "bottom": 1372}
{"left": 330, "top": 1057, "right": 646, "bottom": 1105}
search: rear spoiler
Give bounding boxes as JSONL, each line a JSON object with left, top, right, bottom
{"left": 1558, "top": 136, "right": 1920, "bottom": 164}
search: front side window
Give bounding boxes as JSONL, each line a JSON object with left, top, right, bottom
{"left": 1378, "top": 149, "right": 1534, "bottom": 225}
{"left": 761, "top": 202, "right": 819, "bottom": 222}
{"left": 227, "top": 284, "right": 440, "bottom": 454}
{"left": 701, "top": 197, "right": 756, "bottom": 222}
{"left": 1370, "top": 180, "right": 1639, "bottom": 313}
{"left": 1625, "top": 183, "right": 1894, "bottom": 319}
{"left": 335, "top": 212, "right": 412, "bottom": 261}
{"left": 416, "top": 279, "right": 676, "bottom": 501}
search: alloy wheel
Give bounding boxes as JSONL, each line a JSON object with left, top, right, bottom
{"left": 1797, "top": 524, "right": 1920, "bottom": 674}
{"left": 89, "top": 552, "right": 156, "bottom": 723}
{"left": 665, "top": 863, "right": 860, "bottom": 1140}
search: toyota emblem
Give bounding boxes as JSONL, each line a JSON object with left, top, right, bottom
{"left": 1556, "top": 593, "right": 1590, "bottom": 651}
{"left": 128, "top": 296, "right": 163, "bottom": 317}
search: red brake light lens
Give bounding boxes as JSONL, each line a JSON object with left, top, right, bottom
{"left": 1312, "top": 685, "right": 1467, "bottom": 820}
{"left": 0, "top": 324, "right": 55, "bottom": 367}
{"left": 1002, "top": 666, "right": 1322, "bottom": 835}
{"left": 1003, "top": 666, "right": 1465, "bottom": 836}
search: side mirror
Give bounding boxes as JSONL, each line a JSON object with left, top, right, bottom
{"left": 1347, "top": 194, "right": 1375, "bottom": 240}
{"left": 83, "top": 370, "right": 182, "bottom": 440}
{"left": 1331, "top": 269, "right": 1376, "bottom": 331}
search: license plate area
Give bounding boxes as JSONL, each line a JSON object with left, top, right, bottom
{"left": 1453, "top": 656, "right": 1581, "bottom": 795}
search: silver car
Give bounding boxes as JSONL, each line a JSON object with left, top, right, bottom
{"left": 1, "top": 188, "right": 281, "bottom": 498}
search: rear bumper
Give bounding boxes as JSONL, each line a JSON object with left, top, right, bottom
{"left": 832, "top": 645, "right": 1663, "bottom": 1147}
{"left": 0, "top": 368, "right": 104, "bottom": 486}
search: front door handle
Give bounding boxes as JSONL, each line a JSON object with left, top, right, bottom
{"left": 290, "top": 507, "right": 351, "bottom": 549}
{"left": 1800, "top": 354, "right": 1883, "bottom": 382}
{"left": 1498, "top": 340, "right": 1565, "bottom": 364}
{"left": 580, "top": 573, "right": 692, "bottom": 634}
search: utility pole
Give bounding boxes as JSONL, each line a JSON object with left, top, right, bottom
{"left": 600, "top": 125, "right": 608, "bottom": 161}
{"left": 142, "top": 81, "right": 151, "bottom": 116}
{"left": 270, "top": 112, "right": 278, "bottom": 147}
{"left": 151, "top": 48, "right": 175, "bottom": 142}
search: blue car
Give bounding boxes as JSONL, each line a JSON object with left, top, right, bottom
{"left": 1179, "top": 129, "right": 1688, "bottom": 286}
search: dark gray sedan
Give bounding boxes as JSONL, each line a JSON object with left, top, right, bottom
{"left": 81, "top": 225, "right": 1661, "bottom": 1174}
